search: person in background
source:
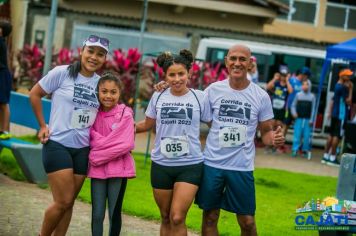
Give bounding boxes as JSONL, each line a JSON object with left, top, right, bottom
{"left": 284, "top": 67, "right": 312, "bottom": 136}
{"left": 247, "top": 56, "right": 259, "bottom": 84}
{"left": 88, "top": 72, "right": 135, "bottom": 236}
{"left": 291, "top": 80, "right": 315, "bottom": 159}
{"left": 266, "top": 66, "right": 289, "bottom": 153}
{"left": 29, "top": 35, "right": 108, "bottom": 236}
{"left": 322, "top": 68, "right": 353, "bottom": 166}
{"left": 136, "top": 49, "right": 210, "bottom": 236}
{"left": 0, "top": 20, "right": 13, "bottom": 140}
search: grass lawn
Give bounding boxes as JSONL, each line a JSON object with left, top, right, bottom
{"left": 0, "top": 148, "right": 337, "bottom": 235}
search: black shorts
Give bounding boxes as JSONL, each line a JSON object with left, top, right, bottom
{"left": 284, "top": 108, "right": 294, "bottom": 125}
{"left": 150, "top": 161, "right": 203, "bottom": 190}
{"left": 273, "top": 108, "right": 285, "bottom": 122}
{"left": 0, "top": 68, "right": 12, "bottom": 104}
{"left": 42, "top": 140, "right": 89, "bottom": 175}
{"left": 329, "top": 117, "right": 344, "bottom": 138}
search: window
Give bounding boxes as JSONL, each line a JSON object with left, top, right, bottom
{"left": 277, "top": 0, "right": 318, "bottom": 25}
{"left": 325, "top": 5, "right": 345, "bottom": 28}
{"left": 293, "top": 1, "right": 317, "bottom": 23}
{"left": 348, "top": 8, "right": 356, "bottom": 30}
{"left": 325, "top": 2, "right": 356, "bottom": 30}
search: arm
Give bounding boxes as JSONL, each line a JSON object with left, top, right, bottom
{"left": 290, "top": 94, "right": 298, "bottom": 118}
{"left": 266, "top": 74, "right": 279, "bottom": 92}
{"left": 135, "top": 116, "right": 156, "bottom": 133}
{"left": 29, "top": 84, "right": 50, "bottom": 143}
{"left": 89, "top": 111, "right": 135, "bottom": 166}
{"left": 286, "top": 77, "right": 293, "bottom": 94}
{"left": 153, "top": 81, "right": 169, "bottom": 92}
{"left": 259, "top": 119, "right": 284, "bottom": 147}
{"left": 310, "top": 94, "right": 316, "bottom": 124}
{"left": 346, "top": 82, "right": 353, "bottom": 105}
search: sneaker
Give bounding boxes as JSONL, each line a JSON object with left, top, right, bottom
{"left": 0, "top": 131, "right": 11, "bottom": 140}
{"left": 291, "top": 151, "right": 297, "bottom": 157}
{"left": 326, "top": 159, "right": 340, "bottom": 167}
{"left": 321, "top": 153, "right": 329, "bottom": 164}
{"left": 303, "top": 151, "right": 312, "bottom": 160}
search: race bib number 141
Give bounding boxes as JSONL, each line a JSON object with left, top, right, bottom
{"left": 219, "top": 125, "right": 247, "bottom": 148}
{"left": 71, "top": 108, "right": 96, "bottom": 129}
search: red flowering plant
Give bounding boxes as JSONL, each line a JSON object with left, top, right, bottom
{"left": 101, "top": 48, "right": 142, "bottom": 106}
{"left": 189, "top": 61, "right": 228, "bottom": 90}
{"left": 53, "top": 47, "right": 79, "bottom": 66}
{"left": 14, "top": 44, "right": 44, "bottom": 88}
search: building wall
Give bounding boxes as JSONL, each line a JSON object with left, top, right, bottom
{"left": 263, "top": 0, "right": 356, "bottom": 43}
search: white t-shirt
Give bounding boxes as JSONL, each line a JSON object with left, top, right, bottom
{"left": 145, "top": 88, "right": 210, "bottom": 166}
{"left": 39, "top": 65, "right": 100, "bottom": 148}
{"left": 203, "top": 79, "right": 273, "bottom": 171}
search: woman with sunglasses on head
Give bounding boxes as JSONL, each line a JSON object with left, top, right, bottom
{"left": 29, "top": 35, "right": 109, "bottom": 236}
{"left": 136, "top": 49, "right": 210, "bottom": 236}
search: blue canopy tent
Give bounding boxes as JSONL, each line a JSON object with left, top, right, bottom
{"left": 314, "top": 38, "right": 356, "bottom": 127}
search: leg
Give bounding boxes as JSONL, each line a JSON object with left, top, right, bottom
{"left": 223, "top": 171, "right": 256, "bottom": 235}
{"left": 91, "top": 178, "right": 108, "bottom": 236}
{"left": 53, "top": 174, "right": 86, "bottom": 236}
{"left": 0, "top": 103, "right": 10, "bottom": 131}
{"left": 40, "top": 169, "right": 76, "bottom": 236}
{"left": 292, "top": 119, "right": 302, "bottom": 153}
{"left": 302, "top": 119, "right": 311, "bottom": 152}
{"left": 153, "top": 188, "right": 173, "bottom": 236}
{"left": 330, "top": 136, "right": 340, "bottom": 155}
{"left": 107, "top": 178, "right": 127, "bottom": 236}
{"left": 170, "top": 182, "right": 199, "bottom": 236}
{"left": 324, "top": 135, "right": 332, "bottom": 154}
{"left": 50, "top": 144, "right": 89, "bottom": 236}
{"left": 202, "top": 209, "right": 220, "bottom": 236}
{"left": 196, "top": 165, "right": 225, "bottom": 236}
{"left": 236, "top": 215, "right": 257, "bottom": 236}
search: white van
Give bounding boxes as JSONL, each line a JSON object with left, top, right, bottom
{"left": 196, "top": 37, "right": 325, "bottom": 85}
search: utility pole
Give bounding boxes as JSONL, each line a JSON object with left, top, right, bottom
{"left": 42, "top": 0, "right": 58, "bottom": 76}
{"left": 138, "top": 0, "right": 148, "bottom": 53}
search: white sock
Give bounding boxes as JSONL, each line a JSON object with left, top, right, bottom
{"left": 323, "top": 153, "right": 329, "bottom": 160}
{"left": 329, "top": 155, "right": 336, "bottom": 162}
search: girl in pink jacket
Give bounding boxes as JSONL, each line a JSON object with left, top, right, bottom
{"left": 88, "top": 72, "right": 135, "bottom": 236}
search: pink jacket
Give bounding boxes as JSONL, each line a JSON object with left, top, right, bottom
{"left": 88, "top": 104, "right": 136, "bottom": 179}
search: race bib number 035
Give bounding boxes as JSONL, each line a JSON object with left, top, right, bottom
{"left": 71, "top": 108, "right": 96, "bottom": 129}
{"left": 219, "top": 125, "right": 247, "bottom": 148}
{"left": 161, "top": 136, "right": 189, "bottom": 158}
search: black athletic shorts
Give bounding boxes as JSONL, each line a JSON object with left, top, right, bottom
{"left": 329, "top": 117, "right": 344, "bottom": 138}
{"left": 150, "top": 161, "right": 203, "bottom": 190}
{"left": 42, "top": 140, "right": 89, "bottom": 175}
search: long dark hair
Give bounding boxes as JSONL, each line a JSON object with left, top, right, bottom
{"left": 67, "top": 60, "right": 82, "bottom": 79}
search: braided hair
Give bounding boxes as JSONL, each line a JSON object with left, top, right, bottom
{"left": 156, "top": 49, "right": 194, "bottom": 73}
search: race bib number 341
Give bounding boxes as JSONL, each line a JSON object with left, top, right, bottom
{"left": 219, "top": 125, "right": 247, "bottom": 148}
{"left": 71, "top": 108, "right": 96, "bottom": 129}
{"left": 161, "top": 136, "right": 189, "bottom": 158}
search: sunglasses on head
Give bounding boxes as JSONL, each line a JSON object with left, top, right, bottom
{"left": 86, "top": 35, "right": 110, "bottom": 47}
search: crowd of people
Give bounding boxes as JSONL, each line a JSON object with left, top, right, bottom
{"left": 0, "top": 31, "right": 353, "bottom": 235}
{"left": 265, "top": 62, "right": 354, "bottom": 166}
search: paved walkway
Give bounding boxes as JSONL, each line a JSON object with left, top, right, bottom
{"left": 0, "top": 125, "right": 340, "bottom": 235}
